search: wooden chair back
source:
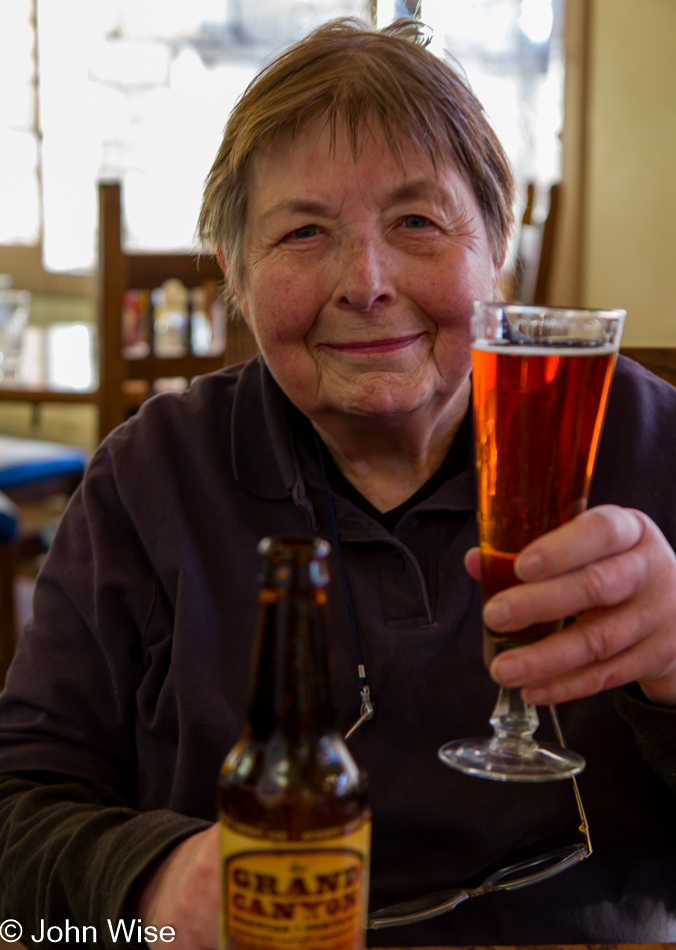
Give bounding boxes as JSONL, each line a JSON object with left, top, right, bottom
{"left": 511, "top": 181, "right": 561, "bottom": 306}
{"left": 97, "top": 182, "right": 258, "bottom": 441}
{"left": 620, "top": 348, "right": 676, "bottom": 387}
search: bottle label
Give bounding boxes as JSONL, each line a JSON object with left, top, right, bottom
{"left": 220, "top": 815, "right": 371, "bottom": 950}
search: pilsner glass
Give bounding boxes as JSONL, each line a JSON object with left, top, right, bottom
{"left": 439, "top": 303, "right": 625, "bottom": 781}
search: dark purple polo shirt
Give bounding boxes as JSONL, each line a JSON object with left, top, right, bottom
{"left": 0, "top": 355, "right": 674, "bottom": 945}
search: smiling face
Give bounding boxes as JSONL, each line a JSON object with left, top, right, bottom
{"left": 231, "top": 119, "right": 500, "bottom": 433}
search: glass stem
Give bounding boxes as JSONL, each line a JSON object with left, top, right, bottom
{"left": 488, "top": 686, "right": 540, "bottom": 758}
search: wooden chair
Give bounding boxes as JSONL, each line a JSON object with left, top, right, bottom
{"left": 509, "top": 181, "right": 561, "bottom": 306}
{"left": 620, "top": 347, "right": 676, "bottom": 387}
{"left": 0, "top": 435, "right": 86, "bottom": 687}
{"left": 98, "top": 182, "right": 259, "bottom": 441}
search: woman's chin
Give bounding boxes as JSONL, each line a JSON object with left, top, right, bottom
{"left": 318, "top": 377, "right": 440, "bottom": 422}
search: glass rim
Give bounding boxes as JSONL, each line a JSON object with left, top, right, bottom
{"left": 473, "top": 300, "right": 627, "bottom": 321}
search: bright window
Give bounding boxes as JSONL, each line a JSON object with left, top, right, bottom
{"left": 424, "top": 0, "right": 564, "bottom": 197}
{"left": 36, "top": 0, "right": 370, "bottom": 273}
{"left": 0, "top": 0, "right": 40, "bottom": 244}
{"left": 1, "top": 0, "right": 563, "bottom": 273}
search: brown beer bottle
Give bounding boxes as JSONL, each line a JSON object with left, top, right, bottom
{"left": 219, "top": 536, "right": 371, "bottom": 950}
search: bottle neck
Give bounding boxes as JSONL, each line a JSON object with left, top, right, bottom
{"left": 248, "top": 587, "right": 337, "bottom": 741}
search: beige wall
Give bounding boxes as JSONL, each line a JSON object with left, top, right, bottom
{"left": 584, "top": 0, "right": 676, "bottom": 344}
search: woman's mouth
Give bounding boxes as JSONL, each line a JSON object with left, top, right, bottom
{"left": 322, "top": 332, "right": 426, "bottom": 355}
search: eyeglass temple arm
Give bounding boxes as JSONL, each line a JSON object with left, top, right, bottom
{"left": 367, "top": 887, "right": 471, "bottom": 929}
{"left": 548, "top": 704, "right": 593, "bottom": 857}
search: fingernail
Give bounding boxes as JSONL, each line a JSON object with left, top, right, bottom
{"left": 515, "top": 550, "right": 544, "bottom": 580}
{"left": 490, "top": 654, "right": 526, "bottom": 685}
{"left": 483, "top": 598, "right": 512, "bottom": 629}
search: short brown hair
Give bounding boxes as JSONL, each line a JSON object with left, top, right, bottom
{"left": 199, "top": 17, "right": 514, "bottom": 289}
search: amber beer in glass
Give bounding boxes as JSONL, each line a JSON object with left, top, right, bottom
{"left": 219, "top": 537, "right": 370, "bottom": 950}
{"left": 474, "top": 339, "right": 616, "bottom": 645}
{"left": 439, "top": 303, "right": 625, "bottom": 782}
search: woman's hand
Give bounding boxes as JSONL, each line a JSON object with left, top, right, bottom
{"left": 137, "top": 824, "right": 219, "bottom": 950}
{"left": 465, "top": 505, "right": 676, "bottom": 707}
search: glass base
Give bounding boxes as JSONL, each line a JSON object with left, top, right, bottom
{"left": 439, "top": 737, "right": 586, "bottom": 783}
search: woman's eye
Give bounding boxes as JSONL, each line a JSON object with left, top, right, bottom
{"left": 402, "top": 214, "right": 430, "bottom": 229}
{"left": 286, "top": 224, "right": 319, "bottom": 240}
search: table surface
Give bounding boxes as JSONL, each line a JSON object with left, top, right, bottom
{"left": 0, "top": 383, "right": 96, "bottom": 402}
{"left": 1, "top": 939, "right": 672, "bottom": 949}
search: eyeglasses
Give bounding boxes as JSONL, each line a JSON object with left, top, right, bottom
{"left": 367, "top": 705, "right": 592, "bottom": 930}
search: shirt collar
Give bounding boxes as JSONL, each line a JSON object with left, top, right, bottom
{"left": 231, "top": 355, "right": 476, "bottom": 516}
{"left": 231, "top": 356, "right": 297, "bottom": 500}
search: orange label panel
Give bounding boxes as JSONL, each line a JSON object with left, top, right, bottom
{"left": 221, "top": 818, "right": 370, "bottom": 950}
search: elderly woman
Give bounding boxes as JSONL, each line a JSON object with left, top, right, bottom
{"left": 1, "top": 18, "right": 676, "bottom": 949}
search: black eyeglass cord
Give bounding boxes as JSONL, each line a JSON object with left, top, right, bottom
{"left": 313, "top": 426, "right": 375, "bottom": 739}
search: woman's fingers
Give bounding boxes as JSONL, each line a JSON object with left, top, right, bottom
{"left": 464, "top": 546, "right": 482, "bottom": 581}
{"left": 513, "top": 505, "right": 645, "bottom": 582}
{"left": 473, "top": 506, "right": 676, "bottom": 707}
{"left": 483, "top": 545, "right": 649, "bottom": 631}
{"left": 490, "top": 605, "right": 669, "bottom": 701}
{"left": 516, "top": 628, "right": 676, "bottom": 707}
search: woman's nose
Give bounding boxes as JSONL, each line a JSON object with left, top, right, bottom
{"left": 334, "top": 238, "right": 397, "bottom": 313}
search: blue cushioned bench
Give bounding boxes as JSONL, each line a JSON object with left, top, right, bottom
{"left": 0, "top": 435, "right": 88, "bottom": 495}
{"left": 0, "top": 435, "right": 88, "bottom": 686}
{"left": 0, "top": 492, "right": 19, "bottom": 543}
